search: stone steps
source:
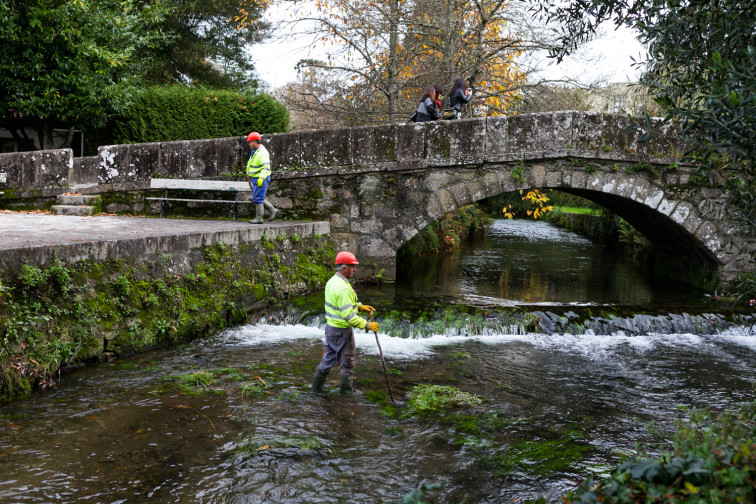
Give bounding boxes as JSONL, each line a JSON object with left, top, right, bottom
{"left": 51, "top": 193, "right": 100, "bottom": 216}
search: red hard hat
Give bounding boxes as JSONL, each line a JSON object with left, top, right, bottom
{"left": 335, "top": 251, "right": 359, "bottom": 265}
{"left": 246, "top": 131, "right": 262, "bottom": 142}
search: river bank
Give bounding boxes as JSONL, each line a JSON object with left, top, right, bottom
{"left": 0, "top": 215, "right": 336, "bottom": 401}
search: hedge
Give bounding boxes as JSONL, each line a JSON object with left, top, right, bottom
{"left": 101, "top": 86, "right": 289, "bottom": 145}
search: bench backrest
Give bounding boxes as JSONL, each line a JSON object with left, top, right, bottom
{"left": 150, "top": 178, "right": 250, "bottom": 191}
{"left": 0, "top": 172, "right": 6, "bottom": 184}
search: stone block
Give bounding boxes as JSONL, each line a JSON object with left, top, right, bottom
{"left": 397, "top": 123, "right": 424, "bottom": 161}
{"left": 72, "top": 156, "right": 99, "bottom": 185}
{"left": 351, "top": 126, "right": 375, "bottom": 162}
{"left": 373, "top": 124, "right": 399, "bottom": 163}
{"left": 435, "top": 188, "right": 456, "bottom": 215}
{"left": 507, "top": 114, "right": 540, "bottom": 154}
{"left": 528, "top": 164, "right": 547, "bottom": 187}
{"left": 158, "top": 141, "right": 189, "bottom": 178}
{"left": 322, "top": 127, "right": 352, "bottom": 167}
{"left": 448, "top": 182, "right": 472, "bottom": 207}
{"left": 267, "top": 132, "right": 301, "bottom": 171}
{"left": 35, "top": 149, "right": 72, "bottom": 188}
{"left": 629, "top": 178, "right": 651, "bottom": 204}
{"left": 425, "top": 121, "right": 452, "bottom": 161}
{"left": 602, "top": 115, "right": 636, "bottom": 154}
{"left": 573, "top": 113, "right": 603, "bottom": 150}
{"left": 544, "top": 168, "right": 562, "bottom": 188}
{"left": 423, "top": 170, "right": 454, "bottom": 192}
{"left": 451, "top": 118, "right": 487, "bottom": 163}
{"left": 694, "top": 222, "right": 722, "bottom": 255}
{"left": 656, "top": 197, "right": 677, "bottom": 217}
{"left": 99, "top": 143, "right": 160, "bottom": 183}
{"left": 299, "top": 130, "right": 324, "bottom": 168}
{"left": 190, "top": 137, "right": 241, "bottom": 177}
{"left": 485, "top": 116, "right": 508, "bottom": 156}
{"left": 643, "top": 187, "right": 666, "bottom": 209}
{"left": 637, "top": 118, "right": 684, "bottom": 157}
{"left": 539, "top": 111, "right": 574, "bottom": 150}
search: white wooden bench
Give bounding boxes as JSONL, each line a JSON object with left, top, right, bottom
{"left": 147, "top": 178, "right": 253, "bottom": 220}
{"left": 0, "top": 172, "right": 6, "bottom": 196}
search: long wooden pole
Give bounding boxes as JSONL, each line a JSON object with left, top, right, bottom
{"left": 370, "top": 312, "right": 395, "bottom": 405}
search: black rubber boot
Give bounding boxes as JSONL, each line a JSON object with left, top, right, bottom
{"left": 311, "top": 370, "right": 327, "bottom": 393}
{"left": 263, "top": 200, "right": 278, "bottom": 221}
{"left": 249, "top": 204, "right": 264, "bottom": 224}
{"left": 339, "top": 374, "right": 353, "bottom": 395}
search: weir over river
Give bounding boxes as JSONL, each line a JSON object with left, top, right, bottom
{"left": 1, "top": 218, "right": 754, "bottom": 503}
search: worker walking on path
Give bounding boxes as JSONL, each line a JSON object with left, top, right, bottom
{"left": 245, "top": 131, "right": 279, "bottom": 224}
{"left": 312, "top": 251, "right": 379, "bottom": 395}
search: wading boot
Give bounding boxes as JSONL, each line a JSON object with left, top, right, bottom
{"left": 311, "top": 369, "right": 327, "bottom": 393}
{"left": 340, "top": 374, "right": 354, "bottom": 396}
{"left": 249, "top": 203, "right": 264, "bottom": 224}
{"left": 263, "top": 200, "right": 278, "bottom": 221}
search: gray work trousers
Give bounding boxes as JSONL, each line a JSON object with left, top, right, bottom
{"left": 316, "top": 325, "right": 356, "bottom": 377}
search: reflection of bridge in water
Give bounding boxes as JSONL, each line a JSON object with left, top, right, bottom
{"left": 1, "top": 112, "right": 753, "bottom": 287}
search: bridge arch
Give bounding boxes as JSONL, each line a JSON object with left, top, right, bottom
{"left": 269, "top": 113, "right": 751, "bottom": 287}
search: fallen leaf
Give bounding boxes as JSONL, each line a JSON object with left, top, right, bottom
{"left": 257, "top": 445, "right": 270, "bottom": 451}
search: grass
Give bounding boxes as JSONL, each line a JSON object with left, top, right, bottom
{"left": 552, "top": 206, "right": 601, "bottom": 215}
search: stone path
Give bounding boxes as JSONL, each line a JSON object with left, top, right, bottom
{"left": 0, "top": 211, "right": 329, "bottom": 269}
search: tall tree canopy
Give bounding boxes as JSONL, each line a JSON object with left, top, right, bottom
{"left": 533, "top": 0, "right": 756, "bottom": 232}
{"left": 533, "top": 0, "right": 756, "bottom": 178}
{"left": 281, "top": 0, "right": 526, "bottom": 125}
{"left": 141, "top": 0, "right": 271, "bottom": 89}
{"left": 0, "top": 0, "right": 168, "bottom": 150}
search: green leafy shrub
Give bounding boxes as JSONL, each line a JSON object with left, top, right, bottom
{"left": 564, "top": 400, "right": 756, "bottom": 503}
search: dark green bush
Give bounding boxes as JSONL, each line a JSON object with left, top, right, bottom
{"left": 564, "top": 400, "right": 756, "bottom": 503}
{"left": 93, "top": 86, "right": 288, "bottom": 147}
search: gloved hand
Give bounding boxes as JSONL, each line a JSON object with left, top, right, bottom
{"left": 365, "top": 321, "right": 379, "bottom": 333}
{"left": 256, "top": 177, "right": 264, "bottom": 187}
{"left": 358, "top": 304, "right": 376, "bottom": 314}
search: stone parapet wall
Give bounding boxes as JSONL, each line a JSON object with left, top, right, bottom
{"left": 0, "top": 113, "right": 684, "bottom": 199}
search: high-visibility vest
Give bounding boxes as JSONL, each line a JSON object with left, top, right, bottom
{"left": 246, "top": 144, "right": 271, "bottom": 180}
{"left": 324, "top": 273, "right": 367, "bottom": 329}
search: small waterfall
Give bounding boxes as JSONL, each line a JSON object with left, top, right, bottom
{"left": 252, "top": 304, "right": 756, "bottom": 338}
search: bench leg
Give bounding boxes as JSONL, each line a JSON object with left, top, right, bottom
{"left": 159, "top": 189, "right": 167, "bottom": 218}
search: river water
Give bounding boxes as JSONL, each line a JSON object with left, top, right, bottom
{"left": 1, "top": 219, "right": 754, "bottom": 503}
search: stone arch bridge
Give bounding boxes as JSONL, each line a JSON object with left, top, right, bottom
{"left": 261, "top": 112, "right": 752, "bottom": 287}
{"left": 1, "top": 112, "right": 752, "bottom": 288}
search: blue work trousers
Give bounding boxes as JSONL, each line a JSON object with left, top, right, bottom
{"left": 251, "top": 176, "right": 270, "bottom": 204}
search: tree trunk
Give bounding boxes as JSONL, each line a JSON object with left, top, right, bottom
{"left": 386, "top": 0, "right": 400, "bottom": 122}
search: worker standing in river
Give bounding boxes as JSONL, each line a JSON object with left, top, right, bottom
{"left": 246, "top": 131, "right": 278, "bottom": 224}
{"left": 311, "top": 251, "right": 379, "bottom": 395}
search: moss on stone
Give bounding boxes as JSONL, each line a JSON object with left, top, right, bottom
{"left": 0, "top": 233, "right": 335, "bottom": 402}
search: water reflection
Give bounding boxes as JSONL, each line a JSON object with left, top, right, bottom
{"left": 398, "top": 219, "right": 706, "bottom": 306}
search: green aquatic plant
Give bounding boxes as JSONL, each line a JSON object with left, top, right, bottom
{"left": 405, "top": 384, "right": 483, "bottom": 415}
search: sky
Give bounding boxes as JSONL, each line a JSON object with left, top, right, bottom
{"left": 251, "top": 16, "right": 646, "bottom": 90}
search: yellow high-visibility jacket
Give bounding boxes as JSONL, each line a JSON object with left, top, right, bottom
{"left": 324, "top": 273, "right": 367, "bottom": 329}
{"left": 246, "top": 144, "right": 271, "bottom": 180}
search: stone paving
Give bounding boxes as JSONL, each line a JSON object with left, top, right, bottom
{"left": 0, "top": 211, "right": 329, "bottom": 270}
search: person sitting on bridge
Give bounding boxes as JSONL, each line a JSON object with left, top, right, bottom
{"left": 415, "top": 86, "right": 440, "bottom": 122}
{"left": 246, "top": 131, "right": 278, "bottom": 224}
{"left": 311, "top": 251, "right": 379, "bottom": 395}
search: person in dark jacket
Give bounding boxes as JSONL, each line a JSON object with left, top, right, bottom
{"left": 415, "top": 86, "right": 440, "bottom": 122}
{"left": 448, "top": 78, "right": 473, "bottom": 119}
